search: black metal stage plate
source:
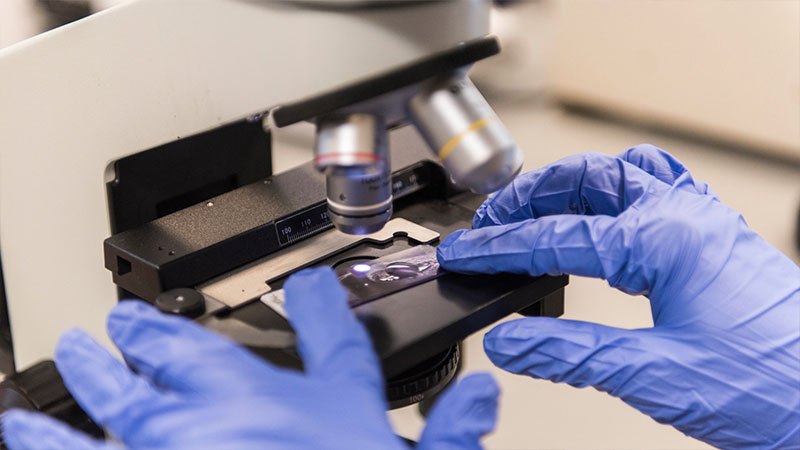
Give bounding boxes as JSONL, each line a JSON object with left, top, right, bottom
{"left": 222, "top": 194, "right": 568, "bottom": 379}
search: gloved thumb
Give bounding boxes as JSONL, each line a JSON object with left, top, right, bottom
{"left": 484, "top": 317, "right": 663, "bottom": 395}
{"left": 416, "top": 373, "right": 499, "bottom": 450}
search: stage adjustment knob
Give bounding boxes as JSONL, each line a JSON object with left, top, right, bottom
{"left": 154, "top": 288, "right": 206, "bottom": 318}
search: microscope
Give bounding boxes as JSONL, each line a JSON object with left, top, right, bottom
{"left": 0, "top": 0, "right": 567, "bottom": 437}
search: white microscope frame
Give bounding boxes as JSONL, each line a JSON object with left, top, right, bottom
{"left": 0, "top": 0, "right": 489, "bottom": 368}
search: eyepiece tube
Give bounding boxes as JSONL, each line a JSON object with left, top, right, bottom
{"left": 409, "top": 74, "right": 523, "bottom": 194}
{"left": 314, "top": 114, "right": 392, "bottom": 235}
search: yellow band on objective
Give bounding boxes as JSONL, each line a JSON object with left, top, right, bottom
{"left": 437, "top": 117, "right": 495, "bottom": 160}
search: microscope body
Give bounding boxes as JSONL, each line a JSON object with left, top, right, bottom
{"left": 0, "top": 0, "right": 491, "bottom": 369}
{"left": 0, "top": 0, "right": 570, "bottom": 435}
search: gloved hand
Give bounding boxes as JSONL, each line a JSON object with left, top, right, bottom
{"left": 2, "top": 267, "right": 499, "bottom": 450}
{"left": 437, "top": 145, "right": 800, "bottom": 450}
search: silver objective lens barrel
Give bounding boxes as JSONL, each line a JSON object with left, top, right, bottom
{"left": 314, "top": 114, "right": 392, "bottom": 235}
{"left": 409, "top": 74, "right": 523, "bottom": 194}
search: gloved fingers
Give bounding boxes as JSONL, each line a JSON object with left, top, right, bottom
{"left": 283, "top": 267, "right": 383, "bottom": 390}
{"left": 617, "top": 144, "right": 718, "bottom": 198}
{"left": 106, "top": 301, "right": 294, "bottom": 397}
{"left": 484, "top": 317, "right": 640, "bottom": 387}
{"left": 54, "top": 328, "right": 170, "bottom": 440}
{"left": 438, "top": 215, "right": 652, "bottom": 294}
{"left": 472, "top": 151, "right": 668, "bottom": 229}
{"left": 482, "top": 317, "right": 800, "bottom": 449}
{"left": 417, "top": 373, "right": 499, "bottom": 450}
{"left": 1, "top": 409, "right": 117, "bottom": 450}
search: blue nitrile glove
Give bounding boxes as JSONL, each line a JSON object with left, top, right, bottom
{"left": 437, "top": 145, "right": 800, "bottom": 450}
{"left": 2, "top": 267, "right": 499, "bottom": 450}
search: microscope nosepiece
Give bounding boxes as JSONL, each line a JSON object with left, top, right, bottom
{"left": 409, "top": 74, "right": 523, "bottom": 194}
{"left": 315, "top": 114, "right": 392, "bottom": 235}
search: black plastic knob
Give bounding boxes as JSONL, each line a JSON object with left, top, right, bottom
{"left": 154, "top": 288, "right": 205, "bottom": 318}
{"left": 385, "top": 344, "right": 460, "bottom": 410}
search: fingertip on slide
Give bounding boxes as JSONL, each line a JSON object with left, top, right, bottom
{"left": 435, "top": 230, "right": 467, "bottom": 266}
{"left": 282, "top": 267, "right": 381, "bottom": 384}
{"left": 283, "top": 267, "right": 347, "bottom": 315}
{"left": 436, "top": 228, "right": 509, "bottom": 275}
{"left": 284, "top": 266, "right": 338, "bottom": 288}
